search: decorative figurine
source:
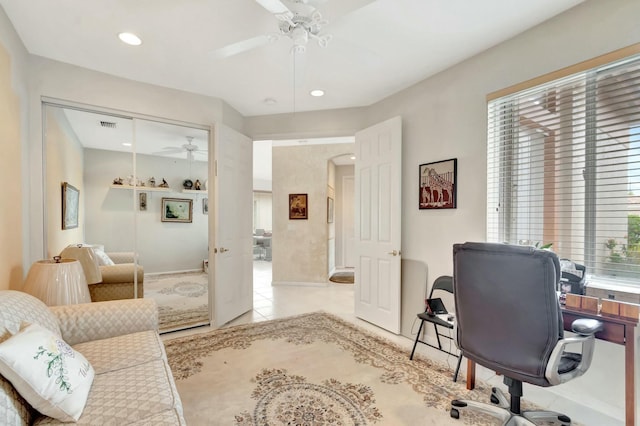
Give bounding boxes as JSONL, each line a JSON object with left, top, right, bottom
{"left": 194, "top": 179, "right": 201, "bottom": 190}
{"left": 113, "top": 177, "right": 123, "bottom": 185}
{"left": 159, "top": 178, "right": 169, "bottom": 188}
{"left": 149, "top": 177, "right": 156, "bottom": 187}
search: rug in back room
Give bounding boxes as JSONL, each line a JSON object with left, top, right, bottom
{"left": 144, "top": 272, "right": 209, "bottom": 331}
{"left": 164, "top": 312, "right": 517, "bottom": 426}
{"left": 329, "top": 271, "right": 355, "bottom": 284}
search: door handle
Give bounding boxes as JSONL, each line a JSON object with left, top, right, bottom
{"left": 388, "top": 250, "right": 399, "bottom": 256}
{"left": 220, "top": 247, "right": 229, "bottom": 253}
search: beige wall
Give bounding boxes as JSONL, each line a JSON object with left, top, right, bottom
{"left": 272, "top": 143, "right": 354, "bottom": 285}
{"left": 334, "top": 165, "right": 354, "bottom": 268}
{"left": 0, "top": 8, "right": 29, "bottom": 290}
{"left": 327, "top": 161, "right": 336, "bottom": 274}
{"left": 45, "top": 107, "right": 85, "bottom": 257}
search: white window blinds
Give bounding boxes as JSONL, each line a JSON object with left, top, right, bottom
{"left": 487, "top": 54, "right": 640, "bottom": 284}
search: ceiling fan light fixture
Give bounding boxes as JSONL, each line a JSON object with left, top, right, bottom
{"left": 310, "top": 89, "right": 324, "bottom": 97}
{"left": 118, "top": 32, "right": 142, "bottom": 46}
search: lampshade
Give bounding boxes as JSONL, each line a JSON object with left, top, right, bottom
{"left": 23, "top": 257, "right": 91, "bottom": 306}
{"left": 60, "top": 244, "right": 102, "bottom": 284}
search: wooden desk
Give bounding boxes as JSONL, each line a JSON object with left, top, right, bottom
{"left": 465, "top": 308, "right": 638, "bottom": 426}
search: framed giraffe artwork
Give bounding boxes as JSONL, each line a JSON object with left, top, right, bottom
{"left": 419, "top": 158, "right": 457, "bottom": 209}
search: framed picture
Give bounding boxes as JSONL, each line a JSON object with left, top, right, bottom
{"left": 139, "top": 192, "right": 147, "bottom": 211}
{"left": 419, "top": 158, "right": 457, "bottom": 209}
{"left": 327, "top": 197, "right": 334, "bottom": 223}
{"left": 289, "top": 193, "right": 308, "bottom": 220}
{"left": 202, "top": 198, "right": 209, "bottom": 214}
{"left": 161, "top": 197, "right": 193, "bottom": 223}
{"left": 62, "top": 182, "right": 79, "bottom": 229}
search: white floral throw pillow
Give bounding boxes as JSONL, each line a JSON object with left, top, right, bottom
{"left": 0, "top": 322, "right": 94, "bottom": 422}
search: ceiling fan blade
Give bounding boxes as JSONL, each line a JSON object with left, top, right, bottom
{"left": 151, "top": 147, "right": 183, "bottom": 155}
{"left": 210, "top": 35, "right": 277, "bottom": 60}
{"left": 254, "top": 0, "right": 291, "bottom": 14}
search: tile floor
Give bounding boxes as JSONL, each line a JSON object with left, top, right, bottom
{"left": 163, "top": 260, "right": 623, "bottom": 426}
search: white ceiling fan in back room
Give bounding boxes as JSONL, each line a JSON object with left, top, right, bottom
{"left": 210, "top": 0, "right": 372, "bottom": 59}
{"left": 153, "top": 136, "right": 207, "bottom": 162}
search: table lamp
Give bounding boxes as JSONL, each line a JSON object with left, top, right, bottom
{"left": 60, "top": 244, "right": 102, "bottom": 284}
{"left": 22, "top": 256, "right": 91, "bottom": 306}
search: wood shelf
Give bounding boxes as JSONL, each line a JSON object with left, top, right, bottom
{"left": 110, "top": 184, "right": 171, "bottom": 192}
{"left": 181, "top": 189, "right": 208, "bottom": 194}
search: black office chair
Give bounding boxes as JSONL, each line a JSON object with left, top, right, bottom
{"left": 409, "top": 275, "right": 463, "bottom": 382}
{"left": 450, "top": 242, "right": 602, "bottom": 425}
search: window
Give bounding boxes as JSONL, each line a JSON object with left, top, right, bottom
{"left": 487, "top": 52, "right": 640, "bottom": 285}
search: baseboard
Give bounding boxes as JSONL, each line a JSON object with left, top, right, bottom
{"left": 272, "top": 281, "right": 329, "bottom": 287}
{"left": 145, "top": 269, "right": 205, "bottom": 277}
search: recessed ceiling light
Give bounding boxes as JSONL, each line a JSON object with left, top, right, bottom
{"left": 264, "top": 97, "right": 277, "bottom": 105}
{"left": 118, "top": 32, "right": 142, "bottom": 46}
{"left": 310, "top": 89, "right": 325, "bottom": 97}
{"left": 350, "top": 156, "right": 356, "bottom": 160}
{"left": 122, "top": 142, "right": 132, "bottom": 147}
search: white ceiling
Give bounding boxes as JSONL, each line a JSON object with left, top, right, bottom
{"left": 2, "top": 0, "right": 584, "bottom": 117}
{"left": 59, "top": 108, "right": 209, "bottom": 160}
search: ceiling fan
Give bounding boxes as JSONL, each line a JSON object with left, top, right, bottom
{"left": 211, "top": 0, "right": 334, "bottom": 59}
{"left": 153, "top": 137, "right": 207, "bottom": 161}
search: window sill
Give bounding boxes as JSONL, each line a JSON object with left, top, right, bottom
{"left": 586, "top": 278, "right": 640, "bottom": 304}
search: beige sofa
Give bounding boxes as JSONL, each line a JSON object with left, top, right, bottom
{"left": 0, "top": 290, "right": 185, "bottom": 425}
{"left": 92, "top": 252, "right": 144, "bottom": 302}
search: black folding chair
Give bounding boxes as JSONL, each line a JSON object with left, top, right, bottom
{"left": 409, "top": 275, "right": 463, "bottom": 381}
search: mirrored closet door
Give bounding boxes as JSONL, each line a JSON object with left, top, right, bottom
{"left": 43, "top": 103, "right": 210, "bottom": 332}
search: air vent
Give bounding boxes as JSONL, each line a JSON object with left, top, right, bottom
{"left": 100, "top": 121, "right": 117, "bottom": 129}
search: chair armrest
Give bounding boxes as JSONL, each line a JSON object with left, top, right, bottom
{"left": 50, "top": 298, "right": 158, "bottom": 346}
{"left": 544, "top": 319, "right": 603, "bottom": 385}
{"left": 571, "top": 318, "right": 603, "bottom": 335}
{"left": 107, "top": 251, "right": 136, "bottom": 264}
{"left": 99, "top": 263, "right": 144, "bottom": 284}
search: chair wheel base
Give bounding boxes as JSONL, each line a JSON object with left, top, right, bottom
{"left": 450, "top": 408, "right": 460, "bottom": 419}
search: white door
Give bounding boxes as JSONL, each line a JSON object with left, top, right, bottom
{"left": 343, "top": 175, "right": 355, "bottom": 267}
{"left": 212, "top": 124, "right": 253, "bottom": 326}
{"left": 354, "top": 116, "right": 402, "bottom": 333}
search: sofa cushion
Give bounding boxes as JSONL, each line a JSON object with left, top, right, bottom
{"left": 0, "top": 323, "right": 94, "bottom": 422}
{"left": 33, "top": 358, "right": 183, "bottom": 425}
{"left": 0, "top": 376, "right": 33, "bottom": 426}
{"left": 73, "top": 330, "right": 163, "bottom": 374}
{"left": 0, "top": 291, "right": 61, "bottom": 341}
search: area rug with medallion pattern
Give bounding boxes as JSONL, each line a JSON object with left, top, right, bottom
{"left": 144, "top": 272, "right": 208, "bottom": 331}
{"left": 164, "top": 312, "right": 514, "bottom": 425}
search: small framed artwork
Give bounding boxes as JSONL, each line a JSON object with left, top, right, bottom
{"left": 327, "top": 197, "right": 334, "bottom": 223}
{"left": 289, "top": 193, "right": 308, "bottom": 220}
{"left": 202, "top": 198, "right": 209, "bottom": 214}
{"left": 62, "top": 182, "right": 79, "bottom": 230}
{"left": 161, "top": 197, "right": 193, "bottom": 223}
{"left": 139, "top": 192, "right": 147, "bottom": 211}
{"left": 419, "top": 158, "right": 457, "bottom": 210}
